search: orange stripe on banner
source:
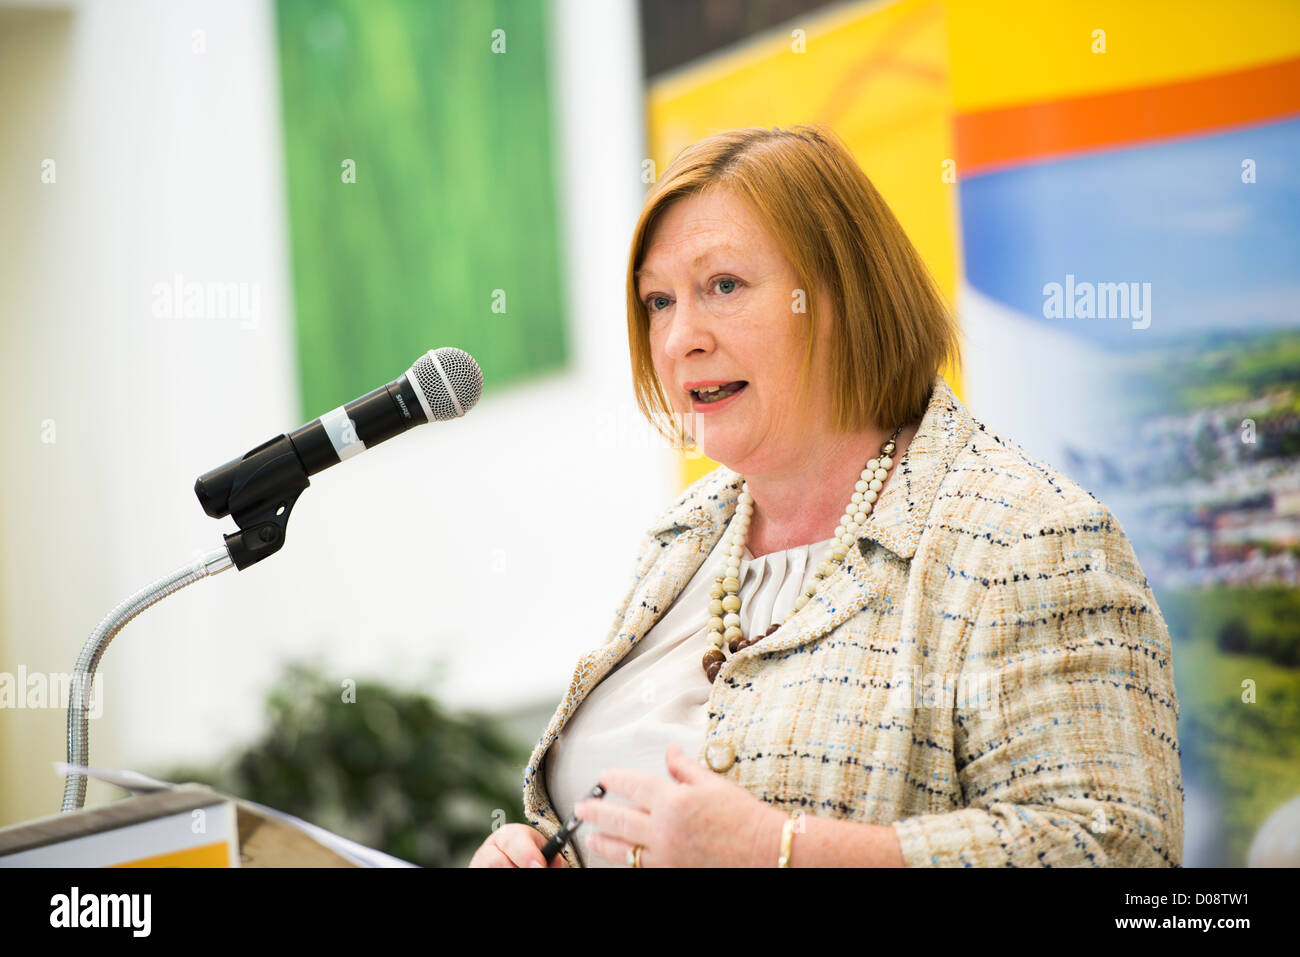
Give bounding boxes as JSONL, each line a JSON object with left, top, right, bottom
{"left": 955, "top": 55, "right": 1300, "bottom": 176}
{"left": 110, "top": 841, "right": 233, "bottom": 868}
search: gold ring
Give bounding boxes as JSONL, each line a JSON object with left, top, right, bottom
{"left": 629, "top": 844, "right": 642, "bottom": 868}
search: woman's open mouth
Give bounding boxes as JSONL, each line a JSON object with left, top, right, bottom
{"left": 690, "top": 381, "right": 748, "bottom": 410}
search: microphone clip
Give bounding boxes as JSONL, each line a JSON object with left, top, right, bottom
{"left": 196, "top": 434, "right": 310, "bottom": 570}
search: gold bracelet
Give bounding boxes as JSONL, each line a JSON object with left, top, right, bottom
{"left": 778, "top": 811, "right": 798, "bottom": 867}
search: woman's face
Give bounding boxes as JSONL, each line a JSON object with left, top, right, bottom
{"left": 639, "top": 187, "right": 833, "bottom": 475}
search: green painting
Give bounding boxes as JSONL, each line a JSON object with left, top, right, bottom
{"left": 275, "top": 0, "right": 569, "bottom": 417}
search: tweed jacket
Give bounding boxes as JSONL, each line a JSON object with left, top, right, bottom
{"left": 522, "top": 375, "right": 1183, "bottom": 867}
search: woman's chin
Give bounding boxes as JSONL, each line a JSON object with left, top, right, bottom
{"left": 694, "top": 433, "right": 741, "bottom": 468}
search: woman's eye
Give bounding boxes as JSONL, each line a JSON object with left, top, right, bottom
{"left": 645, "top": 280, "right": 738, "bottom": 312}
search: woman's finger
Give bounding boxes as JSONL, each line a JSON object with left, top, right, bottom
{"left": 470, "top": 843, "right": 513, "bottom": 868}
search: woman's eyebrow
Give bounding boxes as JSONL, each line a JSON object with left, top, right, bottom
{"left": 637, "top": 246, "right": 744, "bottom": 283}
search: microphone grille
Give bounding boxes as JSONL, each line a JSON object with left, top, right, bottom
{"left": 411, "top": 347, "right": 483, "bottom": 421}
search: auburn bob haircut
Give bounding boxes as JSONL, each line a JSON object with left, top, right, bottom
{"left": 626, "top": 124, "right": 962, "bottom": 446}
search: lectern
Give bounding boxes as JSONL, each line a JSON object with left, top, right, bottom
{"left": 0, "top": 786, "right": 370, "bottom": 867}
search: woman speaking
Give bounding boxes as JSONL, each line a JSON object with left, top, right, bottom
{"left": 469, "top": 124, "right": 1183, "bottom": 868}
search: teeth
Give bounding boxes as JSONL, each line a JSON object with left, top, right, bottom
{"left": 694, "top": 382, "right": 743, "bottom": 403}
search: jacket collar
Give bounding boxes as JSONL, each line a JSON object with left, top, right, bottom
{"left": 643, "top": 375, "right": 974, "bottom": 563}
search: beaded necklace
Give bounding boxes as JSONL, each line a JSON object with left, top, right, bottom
{"left": 701, "top": 426, "right": 903, "bottom": 683}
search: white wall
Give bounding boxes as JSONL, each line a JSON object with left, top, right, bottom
{"left": 0, "top": 0, "right": 665, "bottom": 826}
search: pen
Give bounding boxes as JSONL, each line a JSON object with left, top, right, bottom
{"left": 540, "top": 783, "right": 605, "bottom": 865}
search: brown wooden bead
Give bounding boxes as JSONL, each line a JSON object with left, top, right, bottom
{"left": 702, "top": 648, "right": 725, "bottom": 682}
{"left": 728, "top": 634, "right": 746, "bottom": 653}
{"left": 764, "top": 623, "right": 782, "bottom": 637}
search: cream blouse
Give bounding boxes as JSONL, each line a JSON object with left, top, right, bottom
{"left": 543, "top": 524, "right": 838, "bottom": 867}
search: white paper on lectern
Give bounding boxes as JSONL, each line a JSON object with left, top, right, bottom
{"left": 55, "top": 762, "right": 418, "bottom": 868}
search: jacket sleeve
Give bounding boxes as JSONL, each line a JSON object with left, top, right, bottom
{"left": 890, "top": 498, "right": 1184, "bottom": 867}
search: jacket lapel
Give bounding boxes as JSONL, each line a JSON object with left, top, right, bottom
{"left": 522, "top": 468, "right": 737, "bottom": 833}
{"left": 725, "top": 374, "right": 976, "bottom": 662}
{"left": 524, "top": 375, "right": 975, "bottom": 830}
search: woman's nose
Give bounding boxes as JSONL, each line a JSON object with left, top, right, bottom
{"left": 662, "top": 296, "right": 712, "bottom": 360}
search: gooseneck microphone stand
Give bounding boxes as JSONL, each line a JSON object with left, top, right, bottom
{"left": 61, "top": 547, "right": 235, "bottom": 812}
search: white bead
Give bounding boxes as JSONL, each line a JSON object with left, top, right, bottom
{"left": 794, "top": 594, "right": 809, "bottom": 611}
{"left": 863, "top": 490, "right": 877, "bottom": 503}
{"left": 867, "top": 459, "right": 879, "bottom": 472}
{"left": 853, "top": 511, "right": 867, "bottom": 524}
{"left": 708, "top": 599, "right": 724, "bottom": 616}
{"left": 834, "top": 524, "right": 845, "bottom": 538}
{"left": 851, "top": 491, "right": 863, "bottom": 503}
{"left": 831, "top": 545, "right": 847, "bottom": 559}
{"left": 874, "top": 468, "right": 888, "bottom": 481}
{"left": 724, "top": 612, "right": 741, "bottom": 628}
{"left": 869, "top": 479, "right": 883, "bottom": 492}
{"left": 709, "top": 632, "right": 726, "bottom": 649}
{"left": 709, "top": 616, "right": 724, "bottom": 631}
{"left": 854, "top": 480, "right": 868, "bottom": 493}
{"left": 879, "top": 456, "right": 892, "bottom": 469}
{"left": 729, "top": 544, "right": 744, "bottom": 558}
{"left": 860, "top": 502, "right": 873, "bottom": 515}
{"left": 737, "top": 501, "right": 753, "bottom": 515}
{"left": 840, "top": 533, "right": 855, "bottom": 546}
{"left": 737, "top": 491, "right": 752, "bottom": 506}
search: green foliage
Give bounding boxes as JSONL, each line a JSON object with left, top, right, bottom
{"left": 1129, "top": 327, "right": 1300, "bottom": 418}
{"left": 1161, "top": 587, "right": 1300, "bottom": 864}
{"left": 160, "top": 663, "right": 531, "bottom": 867}
{"left": 1216, "top": 617, "right": 1250, "bottom": 655}
{"left": 1170, "top": 586, "right": 1300, "bottom": 668}
{"left": 275, "top": 0, "right": 570, "bottom": 419}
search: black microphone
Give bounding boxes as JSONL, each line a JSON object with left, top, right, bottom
{"left": 194, "top": 347, "right": 482, "bottom": 569}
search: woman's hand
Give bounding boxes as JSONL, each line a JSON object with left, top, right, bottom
{"left": 574, "top": 741, "right": 782, "bottom": 867}
{"left": 467, "top": 823, "right": 568, "bottom": 868}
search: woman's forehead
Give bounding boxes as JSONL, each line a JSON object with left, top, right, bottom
{"left": 639, "top": 199, "right": 778, "bottom": 279}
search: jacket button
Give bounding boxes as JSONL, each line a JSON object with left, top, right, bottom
{"left": 705, "top": 741, "right": 735, "bottom": 772}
